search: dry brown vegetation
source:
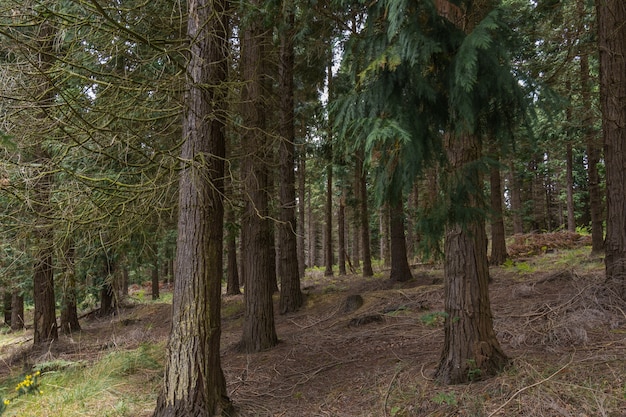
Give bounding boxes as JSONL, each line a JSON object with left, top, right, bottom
{"left": 1, "top": 233, "right": 625, "bottom": 416}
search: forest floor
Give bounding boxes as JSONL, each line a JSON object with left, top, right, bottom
{"left": 1, "top": 232, "right": 625, "bottom": 416}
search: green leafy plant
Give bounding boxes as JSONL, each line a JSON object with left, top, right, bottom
{"left": 466, "top": 359, "right": 482, "bottom": 381}
{"left": 15, "top": 371, "right": 42, "bottom": 396}
{"left": 420, "top": 311, "right": 448, "bottom": 327}
{"left": 431, "top": 391, "right": 457, "bottom": 406}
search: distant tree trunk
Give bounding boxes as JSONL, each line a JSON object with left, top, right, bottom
{"left": 597, "top": 0, "right": 626, "bottom": 298}
{"left": 152, "top": 0, "right": 232, "bottom": 413}
{"left": 239, "top": 0, "right": 278, "bottom": 352}
{"left": 60, "top": 246, "right": 81, "bottom": 334}
{"left": 508, "top": 161, "right": 524, "bottom": 234}
{"left": 389, "top": 196, "right": 413, "bottom": 282}
{"left": 565, "top": 141, "right": 575, "bottom": 231}
{"left": 580, "top": 40, "right": 604, "bottom": 253}
{"left": 338, "top": 193, "right": 347, "bottom": 275}
{"left": 357, "top": 148, "right": 374, "bottom": 277}
{"left": 380, "top": 203, "right": 391, "bottom": 267}
{"left": 10, "top": 291, "right": 24, "bottom": 331}
{"left": 352, "top": 165, "right": 361, "bottom": 269}
{"left": 406, "top": 184, "right": 419, "bottom": 263}
{"left": 34, "top": 251, "right": 58, "bottom": 343}
{"left": 99, "top": 255, "right": 115, "bottom": 317}
{"left": 297, "top": 146, "right": 306, "bottom": 278}
{"left": 324, "top": 162, "right": 334, "bottom": 276}
{"left": 489, "top": 149, "right": 507, "bottom": 265}
{"left": 3, "top": 292, "right": 11, "bottom": 326}
{"left": 226, "top": 204, "right": 241, "bottom": 295}
{"left": 278, "top": 1, "right": 303, "bottom": 313}
{"left": 151, "top": 261, "right": 160, "bottom": 301}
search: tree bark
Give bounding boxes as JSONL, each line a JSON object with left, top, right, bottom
{"left": 508, "top": 161, "right": 524, "bottom": 234}
{"left": 338, "top": 193, "right": 347, "bottom": 275}
{"left": 278, "top": 0, "right": 303, "bottom": 313}
{"left": 597, "top": 0, "right": 626, "bottom": 298}
{"left": 152, "top": 0, "right": 232, "bottom": 414}
{"left": 324, "top": 162, "right": 334, "bottom": 276}
{"left": 3, "top": 292, "right": 11, "bottom": 326}
{"left": 60, "top": 246, "right": 81, "bottom": 334}
{"left": 297, "top": 145, "right": 306, "bottom": 278}
{"left": 389, "top": 196, "right": 413, "bottom": 282}
{"left": 239, "top": 0, "right": 278, "bottom": 352}
{"left": 380, "top": 204, "right": 391, "bottom": 267}
{"left": 226, "top": 204, "right": 241, "bottom": 296}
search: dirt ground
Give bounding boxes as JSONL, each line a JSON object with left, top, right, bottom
{"left": 2, "top": 233, "right": 626, "bottom": 416}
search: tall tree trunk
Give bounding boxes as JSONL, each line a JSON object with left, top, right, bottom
{"left": 324, "top": 162, "right": 334, "bottom": 276}
{"left": 239, "top": 0, "right": 278, "bottom": 352}
{"left": 32, "top": 21, "right": 58, "bottom": 345}
{"left": 597, "top": 0, "right": 626, "bottom": 298}
{"left": 3, "top": 292, "right": 11, "bottom": 326}
{"left": 151, "top": 261, "right": 160, "bottom": 301}
{"left": 226, "top": 203, "right": 241, "bottom": 295}
{"left": 357, "top": 148, "right": 374, "bottom": 276}
{"left": 436, "top": 1, "right": 508, "bottom": 383}
{"left": 489, "top": 148, "right": 507, "bottom": 265}
{"left": 278, "top": 0, "right": 303, "bottom": 313}
{"left": 389, "top": 196, "right": 413, "bottom": 282}
{"left": 566, "top": 142, "right": 575, "bottom": 231}
{"left": 405, "top": 184, "right": 419, "bottom": 263}
{"left": 152, "top": 0, "right": 232, "bottom": 414}
{"left": 352, "top": 164, "right": 361, "bottom": 269}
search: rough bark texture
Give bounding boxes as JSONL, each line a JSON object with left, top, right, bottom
{"left": 597, "top": 0, "right": 626, "bottom": 298}
{"left": 152, "top": 0, "right": 232, "bottom": 414}
{"left": 239, "top": 0, "right": 278, "bottom": 352}
{"left": 278, "top": 1, "right": 303, "bottom": 313}
{"left": 389, "top": 197, "right": 413, "bottom": 282}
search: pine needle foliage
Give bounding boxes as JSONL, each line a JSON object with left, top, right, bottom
{"left": 332, "top": 0, "right": 533, "bottom": 238}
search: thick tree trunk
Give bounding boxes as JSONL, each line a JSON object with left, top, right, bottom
{"left": 278, "top": 1, "right": 303, "bottom": 313}
{"left": 489, "top": 152, "right": 507, "bottom": 265}
{"left": 389, "top": 197, "right": 413, "bottom": 282}
{"left": 597, "top": 0, "right": 626, "bottom": 298}
{"left": 152, "top": 0, "right": 232, "bottom": 414}
{"left": 239, "top": 0, "right": 278, "bottom": 352}
{"left": 10, "top": 291, "right": 24, "bottom": 331}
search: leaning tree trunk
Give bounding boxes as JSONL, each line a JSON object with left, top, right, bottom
{"left": 597, "top": 0, "right": 626, "bottom": 298}
{"left": 239, "top": 0, "right": 278, "bottom": 352}
{"left": 152, "top": 0, "right": 232, "bottom": 414}
{"left": 278, "top": 0, "right": 303, "bottom": 313}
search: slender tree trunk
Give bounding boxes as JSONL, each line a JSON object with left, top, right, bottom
{"left": 489, "top": 149, "right": 507, "bottom": 265}
{"left": 278, "top": 0, "right": 303, "bottom": 313}
{"left": 3, "top": 292, "right": 11, "bottom": 326}
{"left": 99, "top": 255, "right": 115, "bottom": 317}
{"left": 226, "top": 203, "right": 241, "bottom": 295}
{"left": 597, "top": 0, "right": 626, "bottom": 298}
{"left": 297, "top": 145, "right": 306, "bottom": 278}
{"left": 389, "top": 196, "right": 413, "bottom": 282}
{"left": 338, "top": 193, "right": 347, "bottom": 275}
{"left": 239, "top": 0, "right": 278, "bottom": 352}
{"left": 153, "top": 0, "right": 232, "bottom": 414}
{"left": 324, "top": 162, "right": 334, "bottom": 276}
{"left": 357, "top": 148, "right": 374, "bottom": 276}
{"left": 380, "top": 204, "right": 391, "bottom": 267}
{"left": 34, "top": 250, "right": 58, "bottom": 343}
{"left": 508, "top": 161, "right": 524, "bottom": 234}
{"left": 60, "top": 246, "right": 81, "bottom": 334}
{"left": 151, "top": 261, "right": 160, "bottom": 300}
{"left": 406, "top": 184, "right": 419, "bottom": 263}
{"left": 566, "top": 142, "right": 575, "bottom": 231}
{"left": 10, "top": 291, "right": 24, "bottom": 331}
{"left": 352, "top": 165, "right": 361, "bottom": 269}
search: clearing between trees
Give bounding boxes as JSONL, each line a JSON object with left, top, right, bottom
{"left": 0, "top": 235, "right": 625, "bottom": 416}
